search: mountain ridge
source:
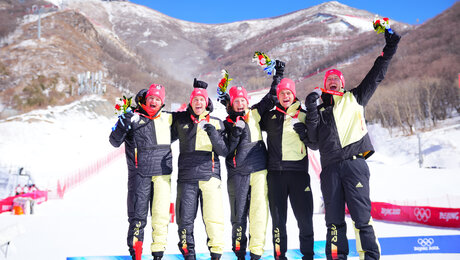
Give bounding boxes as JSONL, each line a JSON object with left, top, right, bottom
{"left": 1, "top": 0, "right": 458, "bottom": 122}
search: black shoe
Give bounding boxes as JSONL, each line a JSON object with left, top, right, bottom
{"left": 210, "top": 253, "right": 221, "bottom": 260}
{"left": 152, "top": 252, "right": 163, "bottom": 260}
{"left": 249, "top": 253, "right": 261, "bottom": 260}
{"left": 184, "top": 255, "right": 196, "bottom": 260}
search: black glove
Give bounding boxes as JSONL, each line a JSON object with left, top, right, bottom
{"left": 202, "top": 123, "right": 216, "bottom": 136}
{"left": 305, "top": 89, "right": 322, "bottom": 110}
{"left": 231, "top": 120, "right": 245, "bottom": 137}
{"left": 218, "top": 93, "right": 230, "bottom": 107}
{"left": 193, "top": 78, "right": 208, "bottom": 89}
{"left": 118, "top": 112, "right": 134, "bottom": 132}
{"left": 293, "top": 122, "right": 307, "bottom": 141}
{"left": 385, "top": 29, "right": 401, "bottom": 46}
{"left": 275, "top": 60, "right": 285, "bottom": 77}
{"left": 382, "top": 29, "right": 401, "bottom": 58}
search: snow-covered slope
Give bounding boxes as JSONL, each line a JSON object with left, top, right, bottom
{"left": 0, "top": 96, "right": 115, "bottom": 190}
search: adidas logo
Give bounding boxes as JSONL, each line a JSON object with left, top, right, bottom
{"left": 271, "top": 115, "right": 277, "bottom": 119}
{"left": 139, "top": 120, "right": 145, "bottom": 125}
{"left": 305, "top": 186, "right": 311, "bottom": 192}
{"left": 356, "top": 182, "right": 363, "bottom": 188}
{"left": 183, "top": 125, "right": 189, "bottom": 129}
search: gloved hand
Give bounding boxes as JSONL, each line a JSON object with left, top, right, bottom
{"left": 385, "top": 29, "right": 401, "bottom": 46}
{"left": 118, "top": 112, "right": 134, "bottom": 132}
{"left": 290, "top": 117, "right": 300, "bottom": 128}
{"left": 293, "top": 122, "right": 307, "bottom": 141}
{"left": 382, "top": 29, "right": 401, "bottom": 58}
{"left": 274, "top": 60, "right": 285, "bottom": 77}
{"left": 232, "top": 119, "right": 245, "bottom": 137}
{"left": 202, "top": 123, "right": 216, "bottom": 135}
{"left": 193, "top": 78, "right": 208, "bottom": 89}
{"left": 305, "top": 88, "right": 322, "bottom": 110}
{"left": 218, "top": 92, "right": 230, "bottom": 107}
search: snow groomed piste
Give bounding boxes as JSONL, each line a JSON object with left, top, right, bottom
{"left": 66, "top": 234, "right": 460, "bottom": 259}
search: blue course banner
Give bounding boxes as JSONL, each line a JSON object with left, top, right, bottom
{"left": 67, "top": 234, "right": 460, "bottom": 260}
{"left": 379, "top": 235, "right": 460, "bottom": 255}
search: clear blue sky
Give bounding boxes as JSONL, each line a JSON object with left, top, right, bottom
{"left": 129, "top": 0, "right": 456, "bottom": 25}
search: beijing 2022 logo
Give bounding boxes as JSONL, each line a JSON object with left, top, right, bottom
{"left": 414, "top": 208, "right": 431, "bottom": 222}
{"left": 414, "top": 237, "right": 440, "bottom": 252}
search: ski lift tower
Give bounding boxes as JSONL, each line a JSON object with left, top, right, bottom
{"left": 37, "top": 6, "right": 43, "bottom": 39}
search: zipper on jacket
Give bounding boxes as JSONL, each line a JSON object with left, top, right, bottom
{"left": 212, "top": 152, "right": 215, "bottom": 172}
{"left": 135, "top": 147, "right": 138, "bottom": 168}
{"left": 233, "top": 149, "right": 237, "bottom": 167}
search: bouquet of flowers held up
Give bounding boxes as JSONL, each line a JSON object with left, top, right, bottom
{"left": 217, "top": 69, "right": 232, "bottom": 105}
{"left": 114, "top": 95, "right": 133, "bottom": 115}
{"left": 373, "top": 17, "right": 393, "bottom": 34}
{"left": 253, "top": 51, "right": 276, "bottom": 75}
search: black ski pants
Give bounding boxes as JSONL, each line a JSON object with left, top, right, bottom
{"left": 321, "top": 158, "right": 380, "bottom": 260}
{"left": 127, "top": 173, "right": 152, "bottom": 257}
{"left": 267, "top": 170, "right": 314, "bottom": 260}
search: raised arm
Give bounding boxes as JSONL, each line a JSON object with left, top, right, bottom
{"left": 253, "top": 60, "right": 285, "bottom": 115}
{"left": 109, "top": 112, "right": 134, "bottom": 147}
{"left": 352, "top": 29, "right": 401, "bottom": 106}
{"left": 303, "top": 89, "right": 322, "bottom": 150}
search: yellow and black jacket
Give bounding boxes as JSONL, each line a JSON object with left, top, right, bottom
{"left": 261, "top": 100, "right": 312, "bottom": 172}
{"left": 172, "top": 106, "right": 228, "bottom": 183}
{"left": 314, "top": 54, "right": 395, "bottom": 168}
{"left": 224, "top": 92, "right": 276, "bottom": 178}
{"left": 109, "top": 106, "right": 173, "bottom": 176}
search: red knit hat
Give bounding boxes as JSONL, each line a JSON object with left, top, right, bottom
{"left": 229, "top": 86, "right": 249, "bottom": 105}
{"left": 189, "top": 88, "right": 209, "bottom": 106}
{"left": 324, "top": 69, "right": 345, "bottom": 89}
{"left": 277, "top": 78, "right": 296, "bottom": 100}
{"left": 146, "top": 84, "right": 165, "bottom": 104}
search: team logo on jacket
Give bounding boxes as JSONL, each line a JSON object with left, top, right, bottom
{"left": 183, "top": 125, "right": 189, "bottom": 129}
{"left": 271, "top": 115, "right": 277, "bottom": 119}
{"left": 139, "top": 120, "right": 145, "bottom": 125}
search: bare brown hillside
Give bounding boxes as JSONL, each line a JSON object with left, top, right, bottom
{"left": 0, "top": 5, "right": 187, "bottom": 117}
{"left": 0, "top": 0, "right": 458, "bottom": 124}
{"left": 364, "top": 2, "right": 460, "bottom": 133}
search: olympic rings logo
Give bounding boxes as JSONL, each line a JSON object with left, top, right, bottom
{"left": 414, "top": 208, "right": 431, "bottom": 222}
{"left": 417, "top": 238, "right": 434, "bottom": 247}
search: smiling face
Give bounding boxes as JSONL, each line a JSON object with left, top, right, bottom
{"left": 232, "top": 97, "right": 248, "bottom": 112}
{"left": 325, "top": 74, "right": 343, "bottom": 91}
{"left": 191, "top": 96, "right": 207, "bottom": 115}
{"left": 145, "top": 95, "right": 162, "bottom": 112}
{"left": 279, "top": 89, "right": 294, "bottom": 108}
